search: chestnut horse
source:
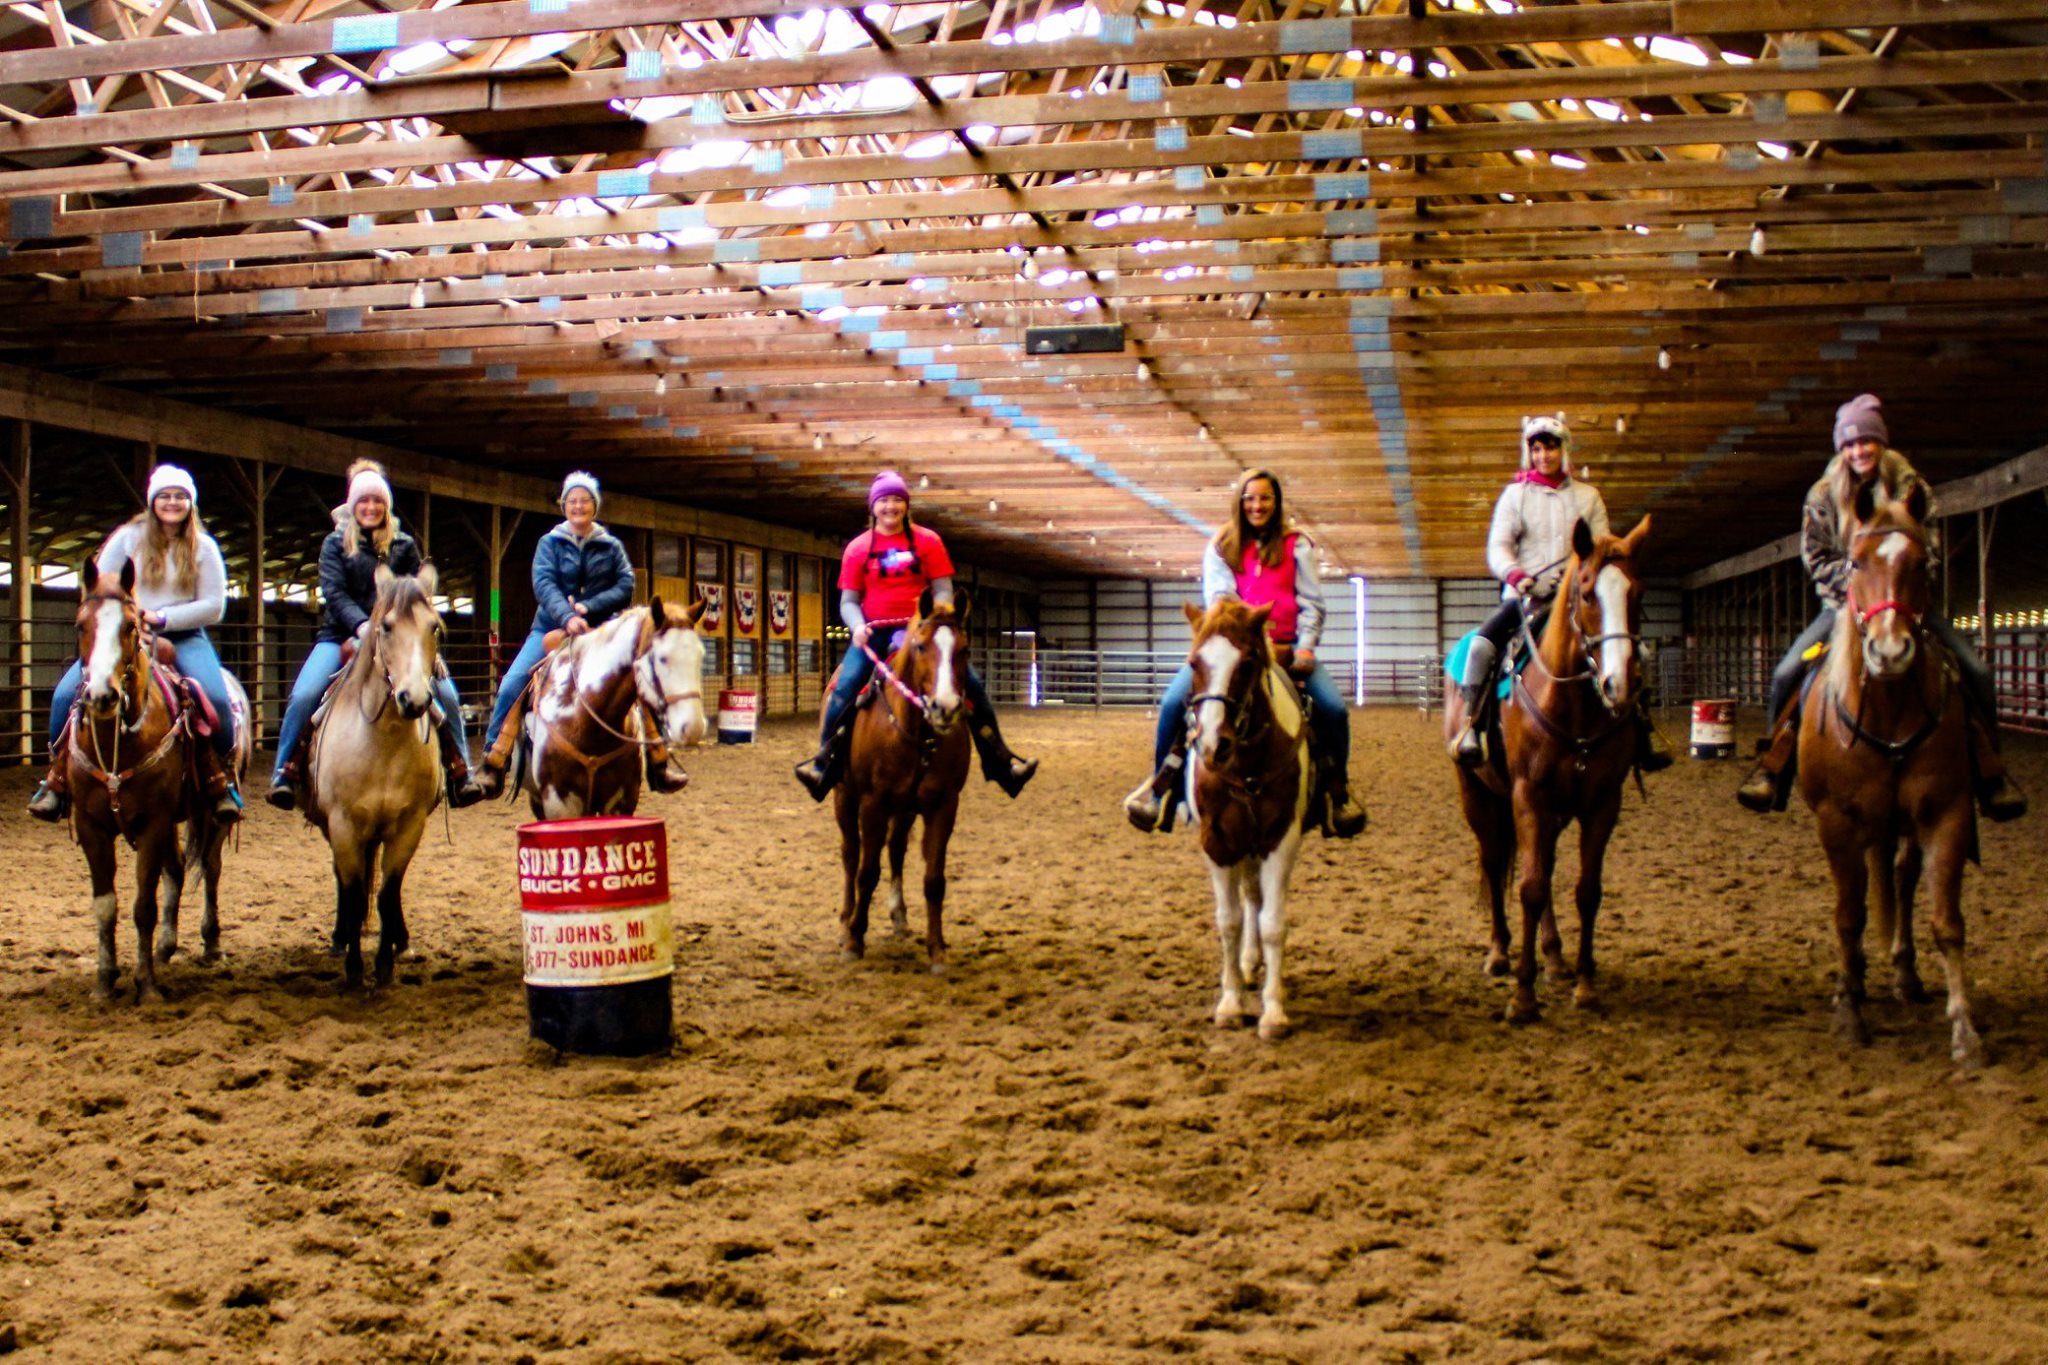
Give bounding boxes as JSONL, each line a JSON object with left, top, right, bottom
{"left": 1182, "top": 598, "right": 1312, "bottom": 1039}
{"left": 834, "top": 595, "right": 973, "bottom": 971}
{"left": 65, "top": 561, "right": 247, "bottom": 1001}
{"left": 1797, "top": 483, "right": 1983, "bottom": 1066}
{"left": 507, "top": 599, "right": 709, "bottom": 819}
{"left": 305, "top": 566, "right": 446, "bottom": 988}
{"left": 1446, "top": 515, "right": 1652, "bottom": 1024}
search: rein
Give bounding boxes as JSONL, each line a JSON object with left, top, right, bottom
{"left": 855, "top": 616, "right": 931, "bottom": 716}
{"left": 68, "top": 664, "right": 186, "bottom": 840}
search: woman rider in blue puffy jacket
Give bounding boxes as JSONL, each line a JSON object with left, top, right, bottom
{"left": 266, "top": 460, "right": 483, "bottom": 811}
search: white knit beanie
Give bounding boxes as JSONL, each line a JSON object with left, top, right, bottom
{"left": 560, "top": 471, "right": 601, "bottom": 509}
{"left": 347, "top": 466, "right": 394, "bottom": 511}
{"left": 145, "top": 463, "right": 198, "bottom": 507}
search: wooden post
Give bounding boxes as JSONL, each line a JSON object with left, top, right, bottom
{"left": 418, "top": 490, "right": 432, "bottom": 560}
{"left": 1977, "top": 506, "right": 1993, "bottom": 658}
{"left": 221, "top": 458, "right": 284, "bottom": 746}
{"left": 5, "top": 422, "right": 28, "bottom": 763}
{"left": 462, "top": 504, "right": 523, "bottom": 696}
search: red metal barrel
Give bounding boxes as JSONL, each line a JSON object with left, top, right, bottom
{"left": 716, "top": 688, "right": 758, "bottom": 744}
{"left": 518, "top": 815, "right": 673, "bottom": 1056}
{"left": 1689, "top": 698, "right": 1736, "bottom": 759}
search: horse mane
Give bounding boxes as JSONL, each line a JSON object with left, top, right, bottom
{"left": 1190, "top": 598, "right": 1273, "bottom": 665}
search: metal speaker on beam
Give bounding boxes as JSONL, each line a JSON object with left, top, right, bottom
{"left": 1024, "top": 324, "right": 1127, "bottom": 355}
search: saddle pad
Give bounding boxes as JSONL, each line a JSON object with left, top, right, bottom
{"left": 1444, "top": 631, "right": 1516, "bottom": 701}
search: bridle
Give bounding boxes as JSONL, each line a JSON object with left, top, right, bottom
{"left": 1519, "top": 555, "right": 1640, "bottom": 699}
{"left": 70, "top": 590, "right": 183, "bottom": 835}
{"left": 357, "top": 593, "right": 441, "bottom": 727}
{"left": 1829, "top": 524, "right": 1946, "bottom": 759}
{"left": 1843, "top": 524, "right": 1930, "bottom": 632}
{"left": 1187, "top": 635, "right": 1275, "bottom": 766}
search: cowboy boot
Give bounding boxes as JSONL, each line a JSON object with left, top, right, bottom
{"left": 1966, "top": 711, "right": 2027, "bottom": 823}
{"left": 1451, "top": 682, "right": 1490, "bottom": 769}
{"left": 191, "top": 739, "right": 242, "bottom": 826}
{"left": 26, "top": 721, "right": 72, "bottom": 823}
{"left": 1321, "top": 760, "right": 1368, "bottom": 839}
{"left": 971, "top": 714, "right": 1038, "bottom": 799}
{"left": 1123, "top": 732, "right": 1188, "bottom": 834}
{"left": 1635, "top": 699, "right": 1675, "bottom": 774}
{"left": 641, "top": 706, "right": 688, "bottom": 795}
{"left": 793, "top": 723, "right": 849, "bottom": 803}
{"left": 267, "top": 729, "right": 311, "bottom": 811}
{"left": 1735, "top": 716, "right": 1798, "bottom": 813}
{"left": 474, "top": 697, "right": 525, "bottom": 800}
{"left": 434, "top": 714, "right": 484, "bottom": 809}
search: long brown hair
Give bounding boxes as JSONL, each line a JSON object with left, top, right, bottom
{"left": 122, "top": 503, "right": 205, "bottom": 596}
{"left": 339, "top": 459, "right": 398, "bottom": 560}
{"left": 1213, "top": 468, "right": 1294, "bottom": 571}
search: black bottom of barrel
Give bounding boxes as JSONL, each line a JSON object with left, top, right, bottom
{"left": 526, "top": 976, "right": 673, "bottom": 1056}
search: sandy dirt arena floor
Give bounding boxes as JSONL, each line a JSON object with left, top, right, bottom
{"left": 2, "top": 705, "right": 2047, "bottom": 1364}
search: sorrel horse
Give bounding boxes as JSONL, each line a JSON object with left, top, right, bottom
{"left": 65, "top": 561, "right": 248, "bottom": 1001}
{"left": 1182, "top": 598, "right": 1312, "bottom": 1039}
{"left": 1445, "top": 515, "right": 1652, "bottom": 1025}
{"left": 507, "top": 599, "right": 708, "bottom": 819}
{"left": 304, "top": 566, "right": 447, "bottom": 988}
{"left": 834, "top": 595, "right": 973, "bottom": 971}
{"left": 1797, "top": 483, "right": 1983, "bottom": 1066}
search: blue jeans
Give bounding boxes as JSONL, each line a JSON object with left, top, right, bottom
{"left": 820, "top": 640, "right": 1003, "bottom": 739}
{"left": 50, "top": 628, "right": 236, "bottom": 757}
{"left": 485, "top": 626, "right": 551, "bottom": 749}
{"left": 1152, "top": 658, "right": 1350, "bottom": 770}
{"left": 273, "top": 640, "right": 470, "bottom": 780}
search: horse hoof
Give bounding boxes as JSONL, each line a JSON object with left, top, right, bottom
{"left": 1543, "top": 956, "right": 1572, "bottom": 983}
{"left": 155, "top": 942, "right": 179, "bottom": 965}
{"left": 1214, "top": 1010, "right": 1246, "bottom": 1030}
{"left": 1257, "top": 1017, "right": 1291, "bottom": 1041}
{"left": 1483, "top": 952, "right": 1510, "bottom": 978}
{"left": 1503, "top": 999, "right": 1541, "bottom": 1026}
{"left": 1572, "top": 985, "right": 1604, "bottom": 1013}
{"left": 93, "top": 981, "right": 119, "bottom": 1004}
{"left": 1895, "top": 975, "right": 1931, "bottom": 1006}
{"left": 1952, "top": 1026, "right": 1985, "bottom": 1071}
{"left": 928, "top": 960, "right": 948, "bottom": 977}
{"left": 1832, "top": 1011, "right": 1871, "bottom": 1049}
{"left": 136, "top": 983, "right": 165, "bottom": 1006}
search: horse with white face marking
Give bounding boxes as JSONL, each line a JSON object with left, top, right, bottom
{"left": 1449, "top": 516, "right": 1653, "bottom": 1025}
{"left": 512, "top": 599, "right": 708, "bottom": 819}
{"left": 1181, "top": 597, "right": 1312, "bottom": 1039}
{"left": 1798, "top": 483, "right": 1984, "bottom": 1066}
{"left": 834, "top": 594, "right": 973, "bottom": 971}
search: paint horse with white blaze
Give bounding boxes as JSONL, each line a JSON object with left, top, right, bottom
{"left": 1447, "top": 516, "right": 1652, "bottom": 1025}
{"left": 1797, "top": 483, "right": 1986, "bottom": 1066}
{"left": 65, "top": 560, "right": 249, "bottom": 1001}
{"left": 1182, "top": 597, "right": 1312, "bottom": 1040}
{"left": 304, "top": 566, "right": 448, "bottom": 988}
{"left": 834, "top": 595, "right": 973, "bottom": 971}
{"left": 508, "top": 599, "right": 708, "bottom": 819}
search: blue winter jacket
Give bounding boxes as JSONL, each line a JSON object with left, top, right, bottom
{"left": 318, "top": 519, "right": 424, "bottom": 643}
{"left": 530, "top": 521, "right": 635, "bottom": 633}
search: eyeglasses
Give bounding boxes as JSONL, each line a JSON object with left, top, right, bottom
{"left": 153, "top": 490, "right": 192, "bottom": 501}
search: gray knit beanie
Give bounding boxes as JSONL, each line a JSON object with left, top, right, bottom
{"left": 1832, "top": 393, "right": 1888, "bottom": 450}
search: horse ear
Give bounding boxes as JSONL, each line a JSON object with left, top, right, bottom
{"left": 1903, "top": 482, "right": 1930, "bottom": 526}
{"left": 1183, "top": 600, "right": 1204, "bottom": 632}
{"left": 374, "top": 563, "right": 395, "bottom": 592}
{"left": 118, "top": 557, "right": 135, "bottom": 595}
{"left": 649, "top": 597, "right": 668, "bottom": 630}
{"left": 682, "top": 597, "right": 708, "bottom": 627}
{"left": 1571, "top": 518, "right": 1594, "bottom": 560}
{"left": 414, "top": 562, "right": 438, "bottom": 600}
{"left": 916, "top": 586, "right": 934, "bottom": 620}
{"left": 1852, "top": 479, "right": 1879, "bottom": 525}
{"left": 1624, "top": 514, "right": 1652, "bottom": 555}
{"left": 952, "top": 587, "right": 971, "bottom": 622}
{"left": 1248, "top": 602, "right": 1274, "bottom": 635}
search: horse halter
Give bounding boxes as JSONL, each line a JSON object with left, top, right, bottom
{"left": 1187, "top": 644, "right": 1271, "bottom": 757}
{"left": 1844, "top": 526, "right": 1929, "bottom": 630}
{"left": 1523, "top": 561, "right": 1638, "bottom": 697}
{"left": 81, "top": 591, "right": 148, "bottom": 733}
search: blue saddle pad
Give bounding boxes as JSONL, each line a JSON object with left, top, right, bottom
{"left": 1445, "top": 630, "right": 1516, "bottom": 701}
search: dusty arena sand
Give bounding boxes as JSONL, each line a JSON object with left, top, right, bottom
{"left": 3, "top": 707, "right": 2047, "bottom": 1363}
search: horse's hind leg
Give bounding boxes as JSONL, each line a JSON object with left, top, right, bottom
{"left": 198, "top": 824, "right": 225, "bottom": 962}
{"left": 83, "top": 834, "right": 121, "bottom": 1002}
{"left": 1508, "top": 808, "right": 1563, "bottom": 1025}
{"left": 834, "top": 791, "right": 863, "bottom": 959}
{"left": 1886, "top": 840, "right": 1929, "bottom": 1004}
{"left": 1923, "top": 818, "right": 1983, "bottom": 1068}
{"left": 372, "top": 820, "right": 429, "bottom": 987}
{"left": 1253, "top": 838, "right": 1302, "bottom": 1040}
{"left": 885, "top": 812, "right": 914, "bottom": 940}
{"left": 1457, "top": 778, "right": 1514, "bottom": 976}
{"left": 919, "top": 799, "right": 958, "bottom": 974}
{"left": 155, "top": 827, "right": 188, "bottom": 964}
{"left": 1237, "top": 866, "right": 1261, "bottom": 986}
{"left": 1569, "top": 796, "right": 1622, "bottom": 1011}
{"left": 1819, "top": 817, "right": 1873, "bottom": 1047}
{"left": 131, "top": 827, "right": 173, "bottom": 1004}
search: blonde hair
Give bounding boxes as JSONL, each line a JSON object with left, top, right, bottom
{"left": 1214, "top": 468, "right": 1297, "bottom": 572}
{"left": 124, "top": 504, "right": 205, "bottom": 597}
{"left": 339, "top": 459, "right": 397, "bottom": 560}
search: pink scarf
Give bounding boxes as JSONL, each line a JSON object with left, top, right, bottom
{"left": 1514, "top": 468, "right": 1568, "bottom": 490}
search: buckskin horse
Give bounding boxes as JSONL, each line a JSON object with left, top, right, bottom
{"left": 1445, "top": 515, "right": 1652, "bottom": 1025}
{"left": 505, "top": 599, "right": 709, "bottom": 819}
{"left": 64, "top": 561, "right": 247, "bottom": 1001}
{"left": 834, "top": 594, "right": 973, "bottom": 972}
{"left": 1798, "top": 483, "right": 1984, "bottom": 1066}
{"left": 1182, "top": 597, "right": 1311, "bottom": 1039}
{"left": 304, "top": 566, "right": 447, "bottom": 988}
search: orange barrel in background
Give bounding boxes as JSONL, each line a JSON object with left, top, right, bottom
{"left": 716, "top": 688, "right": 758, "bottom": 744}
{"left": 1689, "top": 698, "right": 1736, "bottom": 759}
{"left": 517, "top": 816, "right": 674, "bottom": 1055}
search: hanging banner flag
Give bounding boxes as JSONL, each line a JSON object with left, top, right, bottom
{"left": 768, "top": 590, "right": 792, "bottom": 635}
{"left": 695, "top": 582, "right": 724, "bottom": 632}
{"left": 735, "top": 586, "right": 758, "bottom": 633}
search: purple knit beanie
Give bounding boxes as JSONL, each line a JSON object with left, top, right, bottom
{"left": 868, "top": 469, "right": 910, "bottom": 508}
{"left": 1833, "top": 394, "right": 1888, "bottom": 451}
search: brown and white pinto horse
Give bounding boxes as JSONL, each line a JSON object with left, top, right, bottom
{"left": 1797, "top": 483, "right": 1983, "bottom": 1066}
{"left": 508, "top": 599, "right": 708, "bottom": 819}
{"left": 834, "top": 595, "right": 973, "bottom": 972}
{"left": 1446, "top": 515, "right": 1652, "bottom": 1025}
{"left": 1182, "top": 597, "right": 1312, "bottom": 1039}
{"left": 305, "top": 566, "right": 446, "bottom": 988}
{"left": 65, "top": 561, "right": 247, "bottom": 1001}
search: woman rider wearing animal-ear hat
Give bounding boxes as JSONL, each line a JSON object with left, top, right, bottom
{"left": 1734, "top": 393, "right": 2024, "bottom": 821}
{"left": 793, "top": 469, "right": 1037, "bottom": 802}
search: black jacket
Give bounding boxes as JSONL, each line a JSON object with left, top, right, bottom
{"left": 318, "top": 522, "right": 423, "bottom": 643}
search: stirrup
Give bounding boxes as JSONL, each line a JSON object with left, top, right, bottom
{"left": 212, "top": 785, "right": 243, "bottom": 825}
{"left": 1122, "top": 775, "right": 1176, "bottom": 834}
{"left": 1979, "top": 775, "right": 2027, "bottom": 824}
{"left": 1325, "top": 793, "right": 1367, "bottom": 839}
{"left": 1735, "top": 763, "right": 1780, "bottom": 814}
{"left": 647, "top": 756, "right": 689, "bottom": 795}
{"left": 474, "top": 760, "right": 506, "bottom": 800}
{"left": 794, "top": 750, "right": 834, "bottom": 803}
{"left": 991, "top": 754, "right": 1037, "bottom": 799}
{"left": 27, "top": 780, "right": 69, "bottom": 823}
{"left": 265, "top": 782, "right": 296, "bottom": 812}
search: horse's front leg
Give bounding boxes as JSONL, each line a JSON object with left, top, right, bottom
{"left": 332, "top": 837, "right": 373, "bottom": 989}
{"left": 842, "top": 794, "right": 888, "bottom": 960}
{"left": 1253, "top": 833, "right": 1304, "bottom": 1040}
{"left": 82, "top": 829, "right": 122, "bottom": 1003}
{"left": 1569, "top": 791, "right": 1623, "bottom": 1011}
{"left": 1207, "top": 857, "right": 1249, "bottom": 1028}
{"left": 1923, "top": 812, "right": 1982, "bottom": 1068}
{"left": 197, "top": 822, "right": 225, "bottom": 962}
{"left": 1508, "top": 791, "right": 1561, "bottom": 1025}
{"left": 885, "top": 810, "right": 914, "bottom": 940}
{"left": 1817, "top": 812, "right": 1873, "bottom": 1047}
{"left": 155, "top": 825, "right": 188, "bottom": 965}
{"left": 1887, "top": 839, "right": 1929, "bottom": 1004}
{"left": 373, "top": 819, "right": 429, "bottom": 988}
{"left": 919, "top": 797, "right": 959, "bottom": 974}
{"left": 130, "top": 822, "right": 174, "bottom": 1004}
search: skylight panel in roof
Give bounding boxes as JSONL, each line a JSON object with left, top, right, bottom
{"left": 1645, "top": 37, "right": 1710, "bottom": 66}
